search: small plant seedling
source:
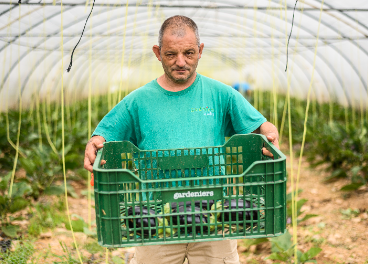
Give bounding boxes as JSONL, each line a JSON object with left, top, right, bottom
{"left": 340, "top": 208, "right": 360, "bottom": 219}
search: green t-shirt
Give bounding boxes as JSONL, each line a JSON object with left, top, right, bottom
{"left": 92, "top": 73, "right": 266, "bottom": 150}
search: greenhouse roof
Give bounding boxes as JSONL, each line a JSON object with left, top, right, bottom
{"left": 1, "top": 0, "right": 368, "bottom": 110}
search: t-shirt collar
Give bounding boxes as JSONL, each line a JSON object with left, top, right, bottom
{"left": 154, "top": 73, "right": 201, "bottom": 96}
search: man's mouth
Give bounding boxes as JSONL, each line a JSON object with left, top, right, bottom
{"left": 173, "top": 67, "right": 189, "bottom": 73}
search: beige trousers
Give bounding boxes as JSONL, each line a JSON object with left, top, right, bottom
{"left": 129, "top": 240, "right": 239, "bottom": 264}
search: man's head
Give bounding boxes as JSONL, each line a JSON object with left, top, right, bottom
{"left": 153, "top": 16, "right": 204, "bottom": 85}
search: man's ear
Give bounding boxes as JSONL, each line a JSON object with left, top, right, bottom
{"left": 198, "top": 43, "right": 204, "bottom": 59}
{"left": 152, "top": 45, "right": 162, "bottom": 62}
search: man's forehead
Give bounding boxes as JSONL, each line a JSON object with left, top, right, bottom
{"left": 161, "top": 28, "right": 198, "bottom": 50}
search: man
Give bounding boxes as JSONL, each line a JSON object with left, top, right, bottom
{"left": 84, "top": 15, "right": 279, "bottom": 264}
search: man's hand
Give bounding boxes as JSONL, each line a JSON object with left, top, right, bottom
{"left": 84, "top": 135, "right": 106, "bottom": 173}
{"left": 253, "top": 122, "right": 280, "bottom": 158}
{"left": 263, "top": 133, "right": 279, "bottom": 158}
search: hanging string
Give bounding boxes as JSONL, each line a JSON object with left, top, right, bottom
{"left": 61, "top": 0, "right": 83, "bottom": 263}
{"left": 9, "top": 5, "right": 23, "bottom": 198}
{"left": 294, "top": 2, "right": 324, "bottom": 263}
{"left": 66, "top": 0, "right": 96, "bottom": 72}
{"left": 285, "top": 0, "right": 298, "bottom": 72}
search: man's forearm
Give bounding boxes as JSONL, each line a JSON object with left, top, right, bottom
{"left": 257, "top": 121, "right": 279, "bottom": 139}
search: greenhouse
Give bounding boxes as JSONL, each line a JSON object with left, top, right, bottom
{"left": 0, "top": 0, "right": 367, "bottom": 263}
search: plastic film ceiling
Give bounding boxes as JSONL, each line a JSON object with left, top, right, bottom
{"left": 1, "top": 0, "right": 368, "bottom": 111}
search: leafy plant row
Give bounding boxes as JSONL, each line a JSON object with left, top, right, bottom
{"left": 248, "top": 90, "right": 368, "bottom": 190}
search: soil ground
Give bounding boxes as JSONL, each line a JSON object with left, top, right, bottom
{"left": 6, "top": 155, "right": 368, "bottom": 264}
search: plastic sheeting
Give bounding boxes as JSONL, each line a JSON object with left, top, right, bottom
{"left": 0, "top": 0, "right": 368, "bottom": 111}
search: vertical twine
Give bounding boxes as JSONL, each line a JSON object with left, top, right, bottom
{"left": 60, "top": 1, "right": 83, "bottom": 263}
{"left": 118, "top": 0, "right": 130, "bottom": 102}
{"left": 9, "top": 4, "right": 23, "bottom": 198}
{"left": 294, "top": 2, "right": 325, "bottom": 263}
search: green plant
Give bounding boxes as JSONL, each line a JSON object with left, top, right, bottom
{"left": 19, "top": 145, "right": 63, "bottom": 200}
{"left": 63, "top": 214, "right": 97, "bottom": 237}
{"left": 0, "top": 239, "right": 35, "bottom": 264}
{"left": 304, "top": 122, "right": 368, "bottom": 190}
{"left": 0, "top": 173, "right": 30, "bottom": 238}
{"left": 27, "top": 198, "right": 66, "bottom": 237}
{"left": 286, "top": 190, "right": 318, "bottom": 225}
{"left": 83, "top": 239, "right": 105, "bottom": 254}
{"left": 340, "top": 208, "right": 360, "bottom": 219}
{"left": 242, "top": 237, "right": 269, "bottom": 247}
{"left": 265, "top": 230, "right": 322, "bottom": 263}
{"left": 50, "top": 241, "right": 83, "bottom": 264}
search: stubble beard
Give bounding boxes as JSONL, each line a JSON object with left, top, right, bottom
{"left": 162, "top": 61, "right": 198, "bottom": 84}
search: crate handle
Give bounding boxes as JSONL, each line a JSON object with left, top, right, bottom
{"left": 157, "top": 155, "right": 209, "bottom": 171}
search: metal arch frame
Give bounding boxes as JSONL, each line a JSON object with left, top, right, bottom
{"left": 316, "top": 0, "right": 368, "bottom": 37}
{"left": 0, "top": 2, "right": 328, "bottom": 82}
{"left": 0, "top": 4, "right": 73, "bottom": 53}
{"left": 43, "top": 36, "right": 310, "bottom": 101}
{"left": 280, "top": 51, "right": 350, "bottom": 105}
{"left": 29, "top": 43, "right": 247, "bottom": 103}
{"left": 3, "top": 0, "right": 368, "bottom": 11}
{"left": 41, "top": 39, "right": 328, "bottom": 107}
{"left": 0, "top": 4, "right": 77, "bottom": 90}
{"left": 11, "top": 21, "right": 329, "bottom": 107}
{"left": 255, "top": 1, "right": 366, "bottom": 103}
{"left": 3, "top": 4, "right": 190, "bottom": 91}
{"left": 40, "top": 0, "right": 330, "bottom": 98}
{"left": 1, "top": 1, "right": 364, "bottom": 104}
{"left": 253, "top": 51, "right": 341, "bottom": 105}
{"left": 17, "top": 8, "right": 159, "bottom": 95}
{"left": 0, "top": 4, "right": 344, "bottom": 88}
{"left": 252, "top": 52, "right": 337, "bottom": 103}
{"left": 91, "top": 9, "right": 352, "bottom": 103}
{"left": 0, "top": 0, "right": 32, "bottom": 17}
{"left": 54, "top": 6, "right": 365, "bottom": 104}
{"left": 15, "top": 23, "right": 329, "bottom": 108}
{"left": 14, "top": 6, "right": 334, "bottom": 99}
{"left": 0, "top": 4, "right": 123, "bottom": 92}
{"left": 40, "top": 46, "right": 249, "bottom": 101}
{"left": 10, "top": 7, "right": 296, "bottom": 96}
{"left": 269, "top": 0, "right": 368, "bottom": 95}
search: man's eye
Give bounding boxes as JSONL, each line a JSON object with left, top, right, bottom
{"left": 187, "top": 52, "right": 194, "bottom": 56}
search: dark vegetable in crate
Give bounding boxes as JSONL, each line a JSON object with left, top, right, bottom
{"left": 213, "top": 199, "right": 258, "bottom": 222}
{"left": 169, "top": 200, "right": 214, "bottom": 211}
{"left": 171, "top": 202, "right": 210, "bottom": 232}
{"left": 126, "top": 206, "right": 156, "bottom": 235}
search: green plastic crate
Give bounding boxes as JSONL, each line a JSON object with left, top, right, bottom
{"left": 93, "top": 134, "right": 286, "bottom": 248}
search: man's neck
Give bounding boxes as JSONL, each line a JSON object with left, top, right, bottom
{"left": 157, "top": 72, "right": 197, "bottom": 92}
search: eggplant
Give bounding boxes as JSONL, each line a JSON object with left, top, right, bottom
{"left": 171, "top": 203, "right": 209, "bottom": 232}
{"left": 126, "top": 206, "right": 156, "bottom": 235}
{"left": 221, "top": 199, "right": 258, "bottom": 222}
{"left": 169, "top": 200, "right": 214, "bottom": 211}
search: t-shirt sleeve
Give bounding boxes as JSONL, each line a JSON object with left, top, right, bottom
{"left": 91, "top": 99, "right": 136, "bottom": 144}
{"left": 225, "top": 90, "right": 266, "bottom": 137}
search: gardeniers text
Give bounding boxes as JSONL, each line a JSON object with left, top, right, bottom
{"left": 173, "top": 191, "right": 214, "bottom": 200}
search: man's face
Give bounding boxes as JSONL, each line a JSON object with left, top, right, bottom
{"left": 154, "top": 28, "right": 204, "bottom": 84}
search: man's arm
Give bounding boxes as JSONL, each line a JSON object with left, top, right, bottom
{"left": 253, "top": 121, "right": 280, "bottom": 158}
{"left": 84, "top": 135, "right": 106, "bottom": 172}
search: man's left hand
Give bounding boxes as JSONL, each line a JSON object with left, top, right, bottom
{"left": 253, "top": 122, "right": 280, "bottom": 158}
{"left": 262, "top": 133, "right": 279, "bottom": 158}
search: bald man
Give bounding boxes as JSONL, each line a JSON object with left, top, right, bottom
{"left": 85, "top": 15, "right": 279, "bottom": 264}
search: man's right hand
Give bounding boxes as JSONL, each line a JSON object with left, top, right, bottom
{"left": 84, "top": 135, "right": 106, "bottom": 173}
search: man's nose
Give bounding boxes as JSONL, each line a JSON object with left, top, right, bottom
{"left": 176, "top": 54, "right": 186, "bottom": 67}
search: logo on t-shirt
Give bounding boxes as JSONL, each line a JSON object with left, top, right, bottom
{"left": 191, "top": 106, "right": 214, "bottom": 116}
